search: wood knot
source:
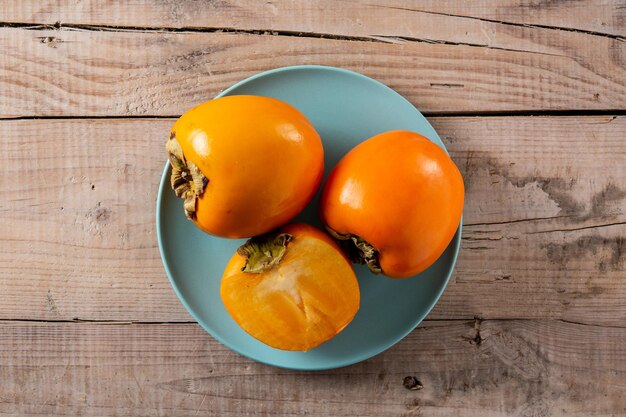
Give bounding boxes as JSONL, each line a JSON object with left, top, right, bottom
{"left": 463, "top": 317, "right": 483, "bottom": 346}
{"left": 37, "top": 36, "right": 63, "bottom": 47}
{"left": 472, "top": 317, "right": 483, "bottom": 345}
{"left": 403, "top": 376, "right": 423, "bottom": 390}
{"left": 87, "top": 202, "right": 111, "bottom": 225}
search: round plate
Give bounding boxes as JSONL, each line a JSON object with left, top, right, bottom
{"left": 157, "top": 65, "right": 461, "bottom": 370}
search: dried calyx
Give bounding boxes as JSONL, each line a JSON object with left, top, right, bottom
{"left": 166, "top": 132, "right": 208, "bottom": 220}
{"left": 326, "top": 228, "right": 382, "bottom": 274}
{"left": 238, "top": 232, "right": 293, "bottom": 273}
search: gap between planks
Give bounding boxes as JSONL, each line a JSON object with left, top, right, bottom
{"left": 2, "top": 318, "right": 626, "bottom": 330}
{"left": 0, "top": 15, "right": 624, "bottom": 41}
{"left": 1, "top": 111, "right": 625, "bottom": 121}
{"left": 365, "top": 3, "right": 626, "bottom": 40}
{"left": 0, "top": 19, "right": 623, "bottom": 63}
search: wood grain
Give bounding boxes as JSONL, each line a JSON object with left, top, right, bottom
{"left": 1, "top": 15, "right": 625, "bottom": 117}
{"left": 1, "top": 319, "right": 624, "bottom": 416}
{"left": 2, "top": 2, "right": 625, "bottom": 415}
{"left": 0, "top": 117, "right": 623, "bottom": 324}
{"left": 2, "top": 0, "right": 624, "bottom": 37}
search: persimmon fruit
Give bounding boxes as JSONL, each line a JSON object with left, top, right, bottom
{"left": 220, "top": 223, "right": 360, "bottom": 351}
{"left": 320, "top": 130, "right": 464, "bottom": 278}
{"left": 166, "top": 95, "right": 324, "bottom": 238}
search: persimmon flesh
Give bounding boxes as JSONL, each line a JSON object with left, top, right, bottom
{"left": 220, "top": 223, "right": 360, "bottom": 351}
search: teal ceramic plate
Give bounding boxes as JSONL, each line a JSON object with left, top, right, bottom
{"left": 157, "top": 65, "right": 461, "bottom": 370}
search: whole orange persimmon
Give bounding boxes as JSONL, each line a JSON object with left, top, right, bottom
{"left": 220, "top": 223, "right": 360, "bottom": 351}
{"left": 166, "top": 96, "right": 324, "bottom": 238}
{"left": 320, "top": 130, "right": 464, "bottom": 278}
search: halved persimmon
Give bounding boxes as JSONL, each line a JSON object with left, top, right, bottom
{"left": 220, "top": 223, "right": 360, "bottom": 351}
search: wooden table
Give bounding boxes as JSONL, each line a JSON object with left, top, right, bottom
{"left": 1, "top": 2, "right": 625, "bottom": 416}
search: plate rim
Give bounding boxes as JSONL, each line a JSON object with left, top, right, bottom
{"left": 156, "top": 65, "right": 462, "bottom": 370}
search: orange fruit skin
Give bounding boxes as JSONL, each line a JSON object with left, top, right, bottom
{"left": 172, "top": 95, "right": 324, "bottom": 238}
{"left": 220, "top": 223, "right": 360, "bottom": 351}
{"left": 320, "top": 130, "right": 464, "bottom": 278}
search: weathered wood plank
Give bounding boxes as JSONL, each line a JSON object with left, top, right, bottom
{"left": 0, "top": 117, "right": 623, "bottom": 323}
{"left": 2, "top": 0, "right": 624, "bottom": 37}
{"left": 0, "top": 320, "right": 624, "bottom": 416}
{"left": 1, "top": 23, "right": 625, "bottom": 117}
